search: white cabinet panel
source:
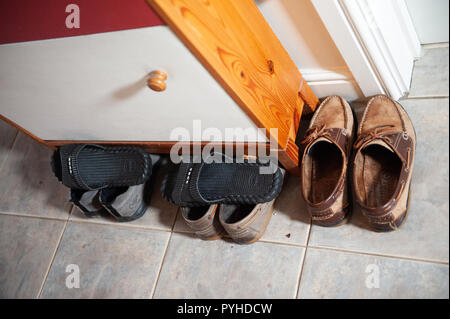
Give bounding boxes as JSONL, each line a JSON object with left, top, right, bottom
{"left": 0, "top": 26, "right": 266, "bottom": 142}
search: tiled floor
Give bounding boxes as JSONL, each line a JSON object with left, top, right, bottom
{"left": 0, "top": 45, "right": 448, "bottom": 299}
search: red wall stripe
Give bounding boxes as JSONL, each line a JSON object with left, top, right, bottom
{"left": 0, "top": 0, "right": 165, "bottom": 45}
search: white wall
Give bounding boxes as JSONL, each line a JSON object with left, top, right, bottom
{"left": 255, "top": 0, "right": 363, "bottom": 100}
{"left": 405, "top": 0, "right": 449, "bottom": 44}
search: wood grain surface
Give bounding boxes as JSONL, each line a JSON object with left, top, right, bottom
{"left": 147, "top": 0, "right": 317, "bottom": 149}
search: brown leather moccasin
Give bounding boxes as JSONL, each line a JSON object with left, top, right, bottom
{"left": 300, "top": 95, "right": 355, "bottom": 226}
{"left": 352, "top": 95, "right": 416, "bottom": 232}
{"left": 219, "top": 199, "right": 275, "bottom": 245}
{"left": 181, "top": 204, "right": 225, "bottom": 240}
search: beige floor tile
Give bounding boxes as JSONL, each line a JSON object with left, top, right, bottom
{"left": 298, "top": 248, "right": 449, "bottom": 299}
{"left": 0, "top": 215, "right": 65, "bottom": 298}
{"left": 260, "top": 174, "right": 310, "bottom": 245}
{"left": 70, "top": 168, "right": 178, "bottom": 231}
{"left": 409, "top": 46, "right": 449, "bottom": 97}
{"left": 309, "top": 98, "right": 449, "bottom": 262}
{"left": 40, "top": 222, "right": 169, "bottom": 298}
{"left": 0, "top": 133, "right": 71, "bottom": 219}
{"left": 153, "top": 233, "right": 305, "bottom": 298}
{"left": 0, "top": 120, "right": 17, "bottom": 169}
{"left": 173, "top": 174, "right": 311, "bottom": 246}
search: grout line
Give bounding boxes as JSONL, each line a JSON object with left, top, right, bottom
{"left": 294, "top": 219, "right": 312, "bottom": 299}
{"left": 10, "top": 128, "right": 19, "bottom": 144}
{"left": 68, "top": 204, "right": 74, "bottom": 218}
{"left": 307, "top": 245, "right": 449, "bottom": 266}
{"left": 68, "top": 218, "right": 174, "bottom": 234}
{"left": 0, "top": 129, "right": 19, "bottom": 176}
{"left": 0, "top": 211, "right": 76, "bottom": 223}
{"left": 1, "top": 207, "right": 188, "bottom": 236}
{"left": 150, "top": 206, "right": 181, "bottom": 301}
{"left": 258, "top": 238, "right": 307, "bottom": 248}
{"left": 170, "top": 207, "right": 180, "bottom": 231}
{"left": 61, "top": 204, "right": 179, "bottom": 233}
{"left": 0, "top": 210, "right": 176, "bottom": 234}
{"left": 3, "top": 210, "right": 447, "bottom": 266}
{"left": 149, "top": 231, "right": 173, "bottom": 299}
{"left": 36, "top": 205, "right": 73, "bottom": 298}
{"left": 422, "top": 42, "right": 449, "bottom": 49}
{"left": 401, "top": 95, "right": 449, "bottom": 100}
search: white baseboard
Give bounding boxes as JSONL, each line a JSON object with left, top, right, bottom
{"left": 308, "top": 80, "right": 363, "bottom": 101}
{"left": 301, "top": 67, "right": 363, "bottom": 101}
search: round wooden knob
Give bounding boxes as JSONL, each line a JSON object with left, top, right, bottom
{"left": 147, "top": 71, "right": 167, "bottom": 92}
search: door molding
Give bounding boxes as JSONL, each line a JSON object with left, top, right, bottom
{"left": 311, "top": 0, "right": 421, "bottom": 100}
{"left": 301, "top": 66, "right": 363, "bottom": 101}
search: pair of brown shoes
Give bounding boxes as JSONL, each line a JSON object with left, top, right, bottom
{"left": 300, "top": 95, "right": 416, "bottom": 231}
{"left": 181, "top": 199, "right": 277, "bottom": 244}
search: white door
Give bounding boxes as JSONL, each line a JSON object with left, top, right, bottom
{"left": 405, "top": 0, "right": 449, "bottom": 44}
{"left": 311, "top": 0, "right": 422, "bottom": 100}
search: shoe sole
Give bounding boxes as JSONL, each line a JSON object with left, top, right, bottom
{"left": 199, "top": 231, "right": 226, "bottom": 241}
{"left": 313, "top": 205, "right": 352, "bottom": 227}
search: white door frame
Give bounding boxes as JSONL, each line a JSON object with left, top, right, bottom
{"left": 311, "top": 0, "right": 421, "bottom": 100}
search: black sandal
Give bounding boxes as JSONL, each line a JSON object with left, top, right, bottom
{"left": 51, "top": 144, "right": 152, "bottom": 190}
{"left": 161, "top": 153, "right": 284, "bottom": 207}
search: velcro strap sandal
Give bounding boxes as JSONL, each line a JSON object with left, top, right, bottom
{"left": 99, "top": 184, "right": 148, "bottom": 222}
{"left": 70, "top": 189, "right": 106, "bottom": 217}
{"left": 161, "top": 153, "right": 284, "bottom": 207}
{"left": 51, "top": 144, "right": 152, "bottom": 190}
{"left": 99, "top": 154, "right": 162, "bottom": 222}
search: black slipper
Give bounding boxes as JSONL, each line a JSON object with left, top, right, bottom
{"left": 161, "top": 153, "right": 284, "bottom": 207}
{"left": 51, "top": 144, "right": 152, "bottom": 190}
